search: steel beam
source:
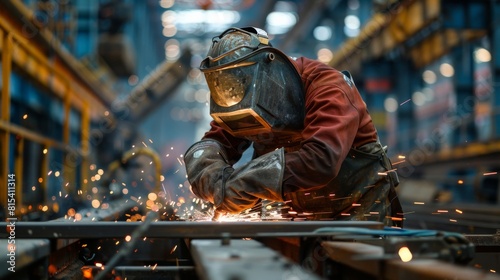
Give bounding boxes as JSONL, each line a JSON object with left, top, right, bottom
{"left": 190, "top": 239, "right": 322, "bottom": 280}
{"left": 0, "top": 220, "right": 382, "bottom": 239}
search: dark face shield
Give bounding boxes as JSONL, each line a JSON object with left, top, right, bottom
{"left": 205, "top": 64, "right": 255, "bottom": 107}
{"left": 201, "top": 47, "right": 305, "bottom": 144}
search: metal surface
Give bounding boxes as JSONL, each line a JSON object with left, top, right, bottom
{"left": 0, "top": 239, "right": 50, "bottom": 278}
{"left": 109, "top": 266, "right": 198, "bottom": 279}
{"left": 191, "top": 239, "right": 322, "bottom": 280}
{"left": 0, "top": 220, "right": 383, "bottom": 239}
{"left": 322, "top": 241, "right": 500, "bottom": 280}
{"left": 54, "top": 198, "right": 139, "bottom": 222}
{"left": 384, "top": 259, "right": 500, "bottom": 280}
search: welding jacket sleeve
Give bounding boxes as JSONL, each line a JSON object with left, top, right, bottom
{"left": 184, "top": 139, "right": 284, "bottom": 213}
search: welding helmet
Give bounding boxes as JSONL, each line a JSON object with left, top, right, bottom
{"left": 200, "top": 27, "right": 305, "bottom": 145}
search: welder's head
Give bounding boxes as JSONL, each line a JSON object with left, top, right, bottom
{"left": 200, "top": 27, "right": 305, "bottom": 143}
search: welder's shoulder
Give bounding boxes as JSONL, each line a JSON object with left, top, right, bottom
{"left": 294, "top": 57, "right": 348, "bottom": 89}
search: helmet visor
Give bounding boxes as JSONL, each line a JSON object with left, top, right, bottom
{"left": 204, "top": 63, "right": 256, "bottom": 107}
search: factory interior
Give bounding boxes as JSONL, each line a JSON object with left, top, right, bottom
{"left": 1, "top": 0, "right": 500, "bottom": 279}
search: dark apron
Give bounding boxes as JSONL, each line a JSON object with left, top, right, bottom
{"left": 283, "top": 142, "right": 404, "bottom": 227}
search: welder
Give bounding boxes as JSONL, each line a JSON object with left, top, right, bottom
{"left": 184, "top": 27, "right": 403, "bottom": 226}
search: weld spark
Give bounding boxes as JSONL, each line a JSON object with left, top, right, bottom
{"left": 400, "top": 99, "right": 411, "bottom": 106}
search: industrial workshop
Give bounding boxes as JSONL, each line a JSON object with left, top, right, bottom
{"left": 1, "top": 0, "right": 500, "bottom": 279}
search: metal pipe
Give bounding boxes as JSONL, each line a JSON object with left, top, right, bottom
{"left": 107, "top": 147, "right": 163, "bottom": 193}
{"left": 0, "top": 220, "right": 383, "bottom": 239}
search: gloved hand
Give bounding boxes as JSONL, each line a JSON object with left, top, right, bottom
{"left": 220, "top": 147, "right": 285, "bottom": 213}
{"left": 184, "top": 140, "right": 231, "bottom": 207}
{"left": 184, "top": 140, "right": 285, "bottom": 214}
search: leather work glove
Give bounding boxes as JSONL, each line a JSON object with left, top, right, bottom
{"left": 184, "top": 140, "right": 285, "bottom": 214}
{"left": 184, "top": 140, "right": 232, "bottom": 207}
{"left": 219, "top": 147, "right": 285, "bottom": 213}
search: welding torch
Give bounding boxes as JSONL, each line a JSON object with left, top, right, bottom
{"left": 212, "top": 209, "right": 225, "bottom": 221}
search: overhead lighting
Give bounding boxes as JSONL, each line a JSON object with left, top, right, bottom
{"left": 439, "top": 63, "right": 454, "bottom": 77}
{"left": 422, "top": 70, "right": 436, "bottom": 84}
{"left": 412, "top": 91, "right": 426, "bottom": 106}
{"left": 266, "top": 11, "right": 297, "bottom": 34}
{"left": 159, "top": 0, "right": 175, "bottom": 9}
{"left": 161, "top": 10, "right": 240, "bottom": 34}
{"left": 313, "top": 26, "right": 332, "bottom": 41}
{"left": 317, "top": 48, "right": 333, "bottom": 63}
{"left": 165, "top": 39, "right": 180, "bottom": 60}
{"left": 384, "top": 97, "right": 398, "bottom": 113}
{"left": 474, "top": 48, "right": 491, "bottom": 63}
{"left": 162, "top": 25, "right": 177, "bottom": 37}
{"left": 266, "top": 1, "right": 298, "bottom": 35}
{"left": 344, "top": 15, "right": 360, "bottom": 29}
{"left": 344, "top": 15, "right": 360, "bottom": 37}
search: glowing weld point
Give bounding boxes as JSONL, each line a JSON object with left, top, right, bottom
{"left": 455, "top": 209, "right": 463, "bottom": 214}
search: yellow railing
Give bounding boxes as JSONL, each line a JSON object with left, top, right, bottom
{"left": 0, "top": 1, "right": 113, "bottom": 217}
